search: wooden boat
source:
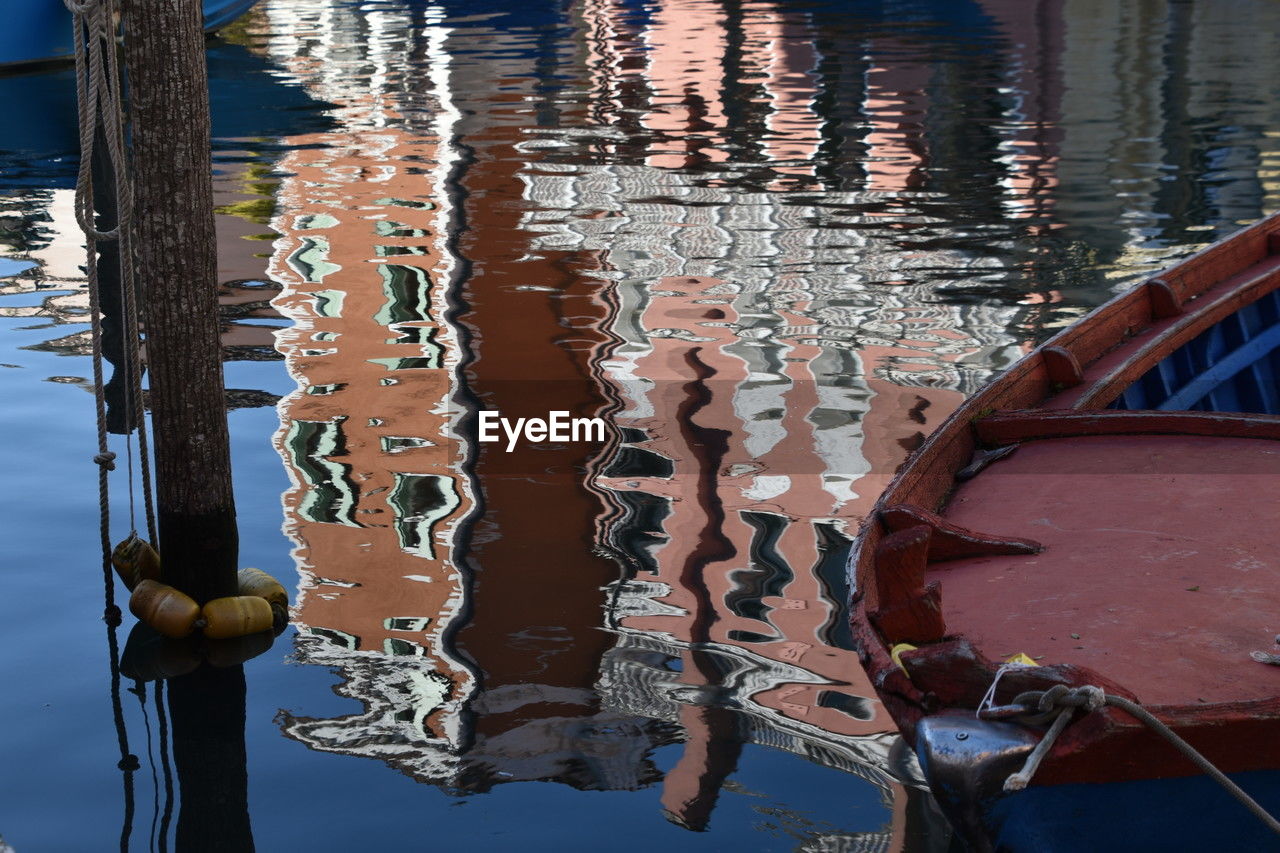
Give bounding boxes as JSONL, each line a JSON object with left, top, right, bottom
{"left": 851, "top": 213, "right": 1280, "bottom": 851}
{"left": 0, "top": 0, "right": 260, "bottom": 69}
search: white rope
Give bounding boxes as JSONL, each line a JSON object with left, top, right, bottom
{"left": 976, "top": 661, "right": 1031, "bottom": 719}
{"left": 66, "top": 0, "right": 158, "bottom": 552}
{"left": 998, "top": 685, "right": 1280, "bottom": 836}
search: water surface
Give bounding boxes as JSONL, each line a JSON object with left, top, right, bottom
{"left": 4, "top": 0, "right": 1280, "bottom": 849}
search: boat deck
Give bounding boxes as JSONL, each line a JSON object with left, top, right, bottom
{"left": 932, "top": 433, "right": 1280, "bottom": 707}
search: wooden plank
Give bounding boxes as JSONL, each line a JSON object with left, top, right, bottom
{"left": 1042, "top": 346, "right": 1083, "bottom": 387}
{"left": 1038, "top": 286, "right": 1152, "bottom": 372}
{"left": 1147, "top": 278, "right": 1182, "bottom": 319}
{"left": 975, "top": 409, "right": 1280, "bottom": 446}
{"left": 867, "top": 526, "right": 946, "bottom": 646}
{"left": 1169, "top": 216, "right": 1271, "bottom": 302}
{"left": 881, "top": 503, "right": 1041, "bottom": 561}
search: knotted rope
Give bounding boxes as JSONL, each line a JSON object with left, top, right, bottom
{"left": 66, "top": 5, "right": 142, "bottom": 847}
{"left": 66, "top": 0, "right": 158, "bottom": 605}
{"left": 993, "top": 685, "right": 1280, "bottom": 836}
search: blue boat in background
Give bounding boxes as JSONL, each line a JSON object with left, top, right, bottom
{"left": 0, "top": 0, "right": 260, "bottom": 69}
{"left": 0, "top": 1, "right": 333, "bottom": 189}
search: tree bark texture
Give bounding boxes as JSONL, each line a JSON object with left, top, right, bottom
{"left": 122, "top": 0, "right": 237, "bottom": 601}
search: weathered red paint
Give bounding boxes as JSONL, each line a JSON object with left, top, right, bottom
{"left": 1041, "top": 346, "right": 1083, "bottom": 387}
{"left": 975, "top": 409, "right": 1280, "bottom": 446}
{"left": 1074, "top": 254, "right": 1280, "bottom": 408}
{"left": 868, "top": 526, "right": 946, "bottom": 646}
{"left": 1146, "top": 278, "right": 1182, "bottom": 319}
{"left": 880, "top": 503, "right": 1042, "bottom": 561}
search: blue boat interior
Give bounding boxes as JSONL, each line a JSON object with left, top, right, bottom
{"left": 1112, "top": 287, "right": 1280, "bottom": 414}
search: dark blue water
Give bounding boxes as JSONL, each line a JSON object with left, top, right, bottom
{"left": 4, "top": 0, "right": 1280, "bottom": 849}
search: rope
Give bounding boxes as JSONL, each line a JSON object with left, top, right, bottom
{"left": 66, "top": 0, "right": 158, "bottom": 555}
{"left": 1001, "top": 685, "right": 1104, "bottom": 789}
{"left": 65, "top": 10, "right": 142, "bottom": 848}
{"left": 98, "top": 1, "right": 157, "bottom": 546}
{"left": 996, "top": 686, "right": 1280, "bottom": 836}
{"left": 65, "top": 9, "right": 169, "bottom": 852}
{"left": 68, "top": 0, "right": 118, "bottom": 603}
{"left": 156, "top": 680, "right": 175, "bottom": 853}
{"left": 85, "top": 166, "right": 118, "bottom": 621}
{"left": 105, "top": 620, "right": 137, "bottom": 853}
{"left": 976, "top": 661, "right": 1032, "bottom": 719}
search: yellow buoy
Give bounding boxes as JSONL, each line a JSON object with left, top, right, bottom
{"left": 237, "top": 568, "right": 290, "bottom": 633}
{"left": 129, "top": 580, "right": 200, "bottom": 639}
{"left": 201, "top": 595, "right": 273, "bottom": 640}
{"left": 236, "top": 568, "right": 288, "bottom": 609}
{"left": 111, "top": 533, "right": 161, "bottom": 590}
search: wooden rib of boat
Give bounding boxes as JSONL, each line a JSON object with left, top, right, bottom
{"left": 851, "top": 213, "right": 1280, "bottom": 851}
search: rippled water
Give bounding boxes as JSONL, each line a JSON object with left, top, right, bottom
{"left": 4, "top": 0, "right": 1280, "bottom": 849}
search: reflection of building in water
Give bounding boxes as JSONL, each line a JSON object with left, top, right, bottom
{"left": 255, "top": 4, "right": 929, "bottom": 832}
{"left": 237, "top": 0, "right": 1280, "bottom": 842}
{"left": 562, "top": 2, "right": 1280, "bottom": 836}
{"left": 481, "top": 3, "right": 1038, "bottom": 840}
{"left": 0, "top": 188, "right": 97, "bottom": 360}
{"left": 548, "top": 0, "right": 1030, "bottom": 765}
{"left": 259, "top": 0, "right": 479, "bottom": 770}
{"left": 597, "top": 633, "right": 941, "bottom": 847}
{"left": 0, "top": 160, "right": 293, "bottom": 405}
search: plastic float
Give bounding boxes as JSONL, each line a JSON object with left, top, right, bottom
{"left": 116, "top": 535, "right": 289, "bottom": 672}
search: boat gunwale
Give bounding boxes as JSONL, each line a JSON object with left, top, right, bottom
{"left": 1070, "top": 254, "right": 1280, "bottom": 409}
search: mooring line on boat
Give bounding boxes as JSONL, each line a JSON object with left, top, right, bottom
{"left": 975, "top": 660, "right": 1032, "bottom": 720}
{"left": 995, "top": 685, "right": 1280, "bottom": 836}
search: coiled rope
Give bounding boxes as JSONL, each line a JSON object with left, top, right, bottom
{"left": 994, "top": 685, "right": 1280, "bottom": 836}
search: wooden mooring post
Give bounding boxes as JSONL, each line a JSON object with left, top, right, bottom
{"left": 117, "top": 4, "right": 253, "bottom": 848}
{"left": 121, "top": 0, "right": 237, "bottom": 603}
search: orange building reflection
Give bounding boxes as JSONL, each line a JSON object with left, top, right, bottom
{"left": 249, "top": 0, "right": 1076, "bottom": 842}
{"left": 259, "top": 4, "right": 479, "bottom": 770}
{"left": 564, "top": 0, "right": 1067, "bottom": 834}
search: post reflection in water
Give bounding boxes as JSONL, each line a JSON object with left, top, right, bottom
{"left": 166, "top": 666, "right": 255, "bottom": 853}
{"left": 8, "top": 0, "right": 1280, "bottom": 848}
